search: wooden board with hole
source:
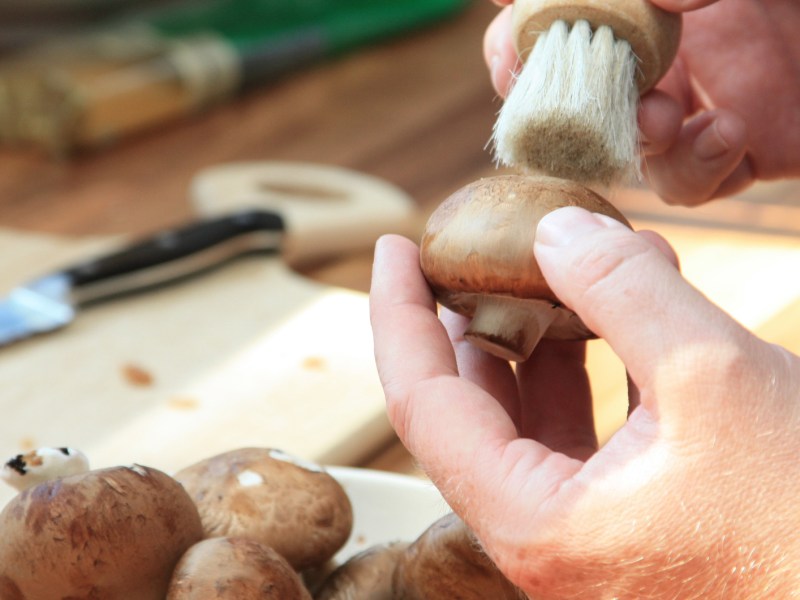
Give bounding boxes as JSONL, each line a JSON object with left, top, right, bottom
{"left": 0, "top": 163, "right": 418, "bottom": 508}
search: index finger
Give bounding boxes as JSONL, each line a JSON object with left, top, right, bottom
{"left": 369, "top": 236, "right": 582, "bottom": 534}
{"left": 369, "top": 234, "right": 459, "bottom": 421}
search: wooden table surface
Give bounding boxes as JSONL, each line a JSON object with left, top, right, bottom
{"left": 1, "top": 0, "right": 798, "bottom": 479}
{"left": 0, "top": 1, "right": 500, "bottom": 238}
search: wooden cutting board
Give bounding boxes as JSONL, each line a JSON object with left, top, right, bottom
{"left": 0, "top": 163, "right": 419, "bottom": 508}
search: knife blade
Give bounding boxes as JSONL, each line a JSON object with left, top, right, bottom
{"left": 0, "top": 209, "right": 284, "bottom": 347}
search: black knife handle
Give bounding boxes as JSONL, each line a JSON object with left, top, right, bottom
{"left": 65, "top": 209, "right": 285, "bottom": 304}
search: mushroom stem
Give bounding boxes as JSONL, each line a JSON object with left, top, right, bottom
{"left": 464, "top": 295, "right": 558, "bottom": 362}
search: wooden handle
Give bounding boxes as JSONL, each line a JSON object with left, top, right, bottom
{"left": 512, "top": 0, "right": 682, "bottom": 93}
{"left": 189, "top": 162, "right": 418, "bottom": 267}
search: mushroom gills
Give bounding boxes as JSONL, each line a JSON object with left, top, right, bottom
{"left": 450, "top": 293, "right": 593, "bottom": 362}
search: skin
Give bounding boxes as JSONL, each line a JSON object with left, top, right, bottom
{"left": 369, "top": 207, "right": 800, "bottom": 598}
{"left": 484, "top": 0, "right": 800, "bottom": 205}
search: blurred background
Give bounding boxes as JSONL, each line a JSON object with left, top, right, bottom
{"left": 0, "top": 0, "right": 477, "bottom": 160}
{"left": 0, "top": 0, "right": 502, "bottom": 478}
{"left": 0, "top": 0, "right": 501, "bottom": 239}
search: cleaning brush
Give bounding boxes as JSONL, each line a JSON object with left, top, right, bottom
{"left": 491, "top": 0, "right": 681, "bottom": 186}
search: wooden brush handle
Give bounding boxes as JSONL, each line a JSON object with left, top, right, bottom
{"left": 512, "top": 0, "right": 682, "bottom": 93}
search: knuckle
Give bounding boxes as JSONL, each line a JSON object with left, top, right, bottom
{"left": 382, "top": 375, "right": 448, "bottom": 450}
{"left": 382, "top": 379, "right": 411, "bottom": 441}
{"left": 658, "top": 335, "right": 762, "bottom": 412}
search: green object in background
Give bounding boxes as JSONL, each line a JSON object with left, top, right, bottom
{"left": 0, "top": 0, "right": 470, "bottom": 155}
{"left": 142, "top": 0, "right": 471, "bottom": 87}
{"left": 149, "top": 0, "right": 470, "bottom": 49}
{"left": 144, "top": 0, "right": 469, "bottom": 86}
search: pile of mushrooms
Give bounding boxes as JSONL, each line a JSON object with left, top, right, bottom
{"left": 314, "top": 512, "right": 523, "bottom": 600}
{"left": 420, "top": 174, "right": 629, "bottom": 362}
{"left": 0, "top": 446, "right": 350, "bottom": 599}
{"left": 0, "top": 446, "right": 521, "bottom": 598}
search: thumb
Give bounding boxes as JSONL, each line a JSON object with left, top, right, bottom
{"left": 533, "top": 207, "right": 752, "bottom": 412}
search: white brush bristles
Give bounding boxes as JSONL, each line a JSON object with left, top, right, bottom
{"left": 492, "top": 20, "right": 641, "bottom": 186}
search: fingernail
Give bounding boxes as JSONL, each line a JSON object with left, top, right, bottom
{"left": 373, "top": 234, "right": 387, "bottom": 255}
{"left": 535, "top": 206, "right": 609, "bottom": 247}
{"left": 489, "top": 54, "right": 503, "bottom": 94}
{"left": 638, "top": 127, "right": 659, "bottom": 156}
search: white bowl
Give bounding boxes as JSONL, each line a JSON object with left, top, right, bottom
{"left": 326, "top": 466, "right": 450, "bottom": 563}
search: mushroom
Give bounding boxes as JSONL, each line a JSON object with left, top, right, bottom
{"left": 420, "top": 174, "right": 629, "bottom": 361}
{"left": 1, "top": 446, "right": 90, "bottom": 492}
{"left": 0, "top": 464, "right": 204, "bottom": 599}
{"left": 167, "top": 536, "right": 313, "bottom": 599}
{"left": 392, "top": 512, "right": 522, "bottom": 599}
{"left": 314, "top": 541, "right": 409, "bottom": 600}
{"left": 174, "top": 447, "right": 354, "bottom": 571}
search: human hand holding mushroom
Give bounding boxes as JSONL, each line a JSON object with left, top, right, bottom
{"left": 419, "top": 175, "right": 629, "bottom": 362}
{"left": 370, "top": 208, "right": 800, "bottom": 598}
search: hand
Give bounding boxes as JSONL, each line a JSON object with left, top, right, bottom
{"left": 483, "top": 0, "right": 800, "bottom": 205}
{"left": 370, "top": 207, "right": 800, "bottom": 598}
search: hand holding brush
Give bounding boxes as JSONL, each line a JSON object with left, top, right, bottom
{"left": 490, "top": 0, "right": 682, "bottom": 187}
{"left": 484, "top": 0, "right": 800, "bottom": 203}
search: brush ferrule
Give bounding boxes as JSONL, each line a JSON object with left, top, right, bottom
{"left": 511, "top": 0, "right": 681, "bottom": 93}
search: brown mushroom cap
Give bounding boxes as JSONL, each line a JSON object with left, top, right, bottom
{"left": 174, "top": 448, "right": 354, "bottom": 571}
{"left": 314, "top": 541, "right": 409, "bottom": 600}
{"left": 420, "top": 174, "right": 630, "bottom": 361}
{"left": 392, "top": 512, "right": 522, "bottom": 599}
{"left": 167, "top": 537, "right": 312, "bottom": 599}
{"left": 0, "top": 464, "right": 204, "bottom": 600}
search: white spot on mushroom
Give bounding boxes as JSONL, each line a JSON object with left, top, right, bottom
{"left": 1, "top": 447, "right": 90, "bottom": 492}
{"left": 237, "top": 469, "right": 264, "bottom": 487}
{"left": 268, "top": 448, "right": 324, "bottom": 473}
{"left": 129, "top": 464, "right": 149, "bottom": 477}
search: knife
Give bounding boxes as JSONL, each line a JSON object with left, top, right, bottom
{"left": 0, "top": 209, "right": 284, "bottom": 347}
